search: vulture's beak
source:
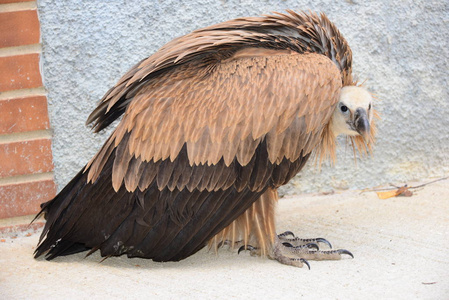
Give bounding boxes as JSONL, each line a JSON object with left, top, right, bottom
{"left": 354, "top": 108, "right": 370, "bottom": 140}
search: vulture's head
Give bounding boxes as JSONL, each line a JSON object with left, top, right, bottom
{"left": 330, "top": 86, "right": 374, "bottom": 141}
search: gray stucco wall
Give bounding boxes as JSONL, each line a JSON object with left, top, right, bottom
{"left": 37, "top": 0, "right": 449, "bottom": 193}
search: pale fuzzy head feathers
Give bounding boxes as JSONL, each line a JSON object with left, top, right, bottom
{"left": 330, "top": 86, "right": 373, "bottom": 139}
{"left": 318, "top": 85, "right": 378, "bottom": 164}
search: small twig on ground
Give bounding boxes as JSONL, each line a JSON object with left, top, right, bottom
{"left": 361, "top": 176, "right": 448, "bottom": 193}
{"left": 407, "top": 176, "right": 449, "bottom": 189}
{"left": 360, "top": 176, "right": 448, "bottom": 199}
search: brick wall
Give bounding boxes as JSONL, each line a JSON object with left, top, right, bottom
{"left": 0, "top": 1, "right": 56, "bottom": 219}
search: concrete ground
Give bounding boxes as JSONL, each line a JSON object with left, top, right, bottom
{"left": 1, "top": 180, "right": 448, "bottom": 299}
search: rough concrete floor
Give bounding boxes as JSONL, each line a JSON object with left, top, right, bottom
{"left": 1, "top": 180, "right": 448, "bottom": 299}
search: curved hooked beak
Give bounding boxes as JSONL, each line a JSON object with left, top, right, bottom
{"left": 354, "top": 108, "right": 370, "bottom": 140}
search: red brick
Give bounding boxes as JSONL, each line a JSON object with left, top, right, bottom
{"left": 0, "top": 10, "right": 40, "bottom": 48}
{"left": 0, "top": 54, "right": 42, "bottom": 92}
{"left": 0, "top": 179, "right": 56, "bottom": 218}
{"left": 0, "top": 139, "right": 54, "bottom": 178}
{"left": 0, "top": 96, "right": 50, "bottom": 134}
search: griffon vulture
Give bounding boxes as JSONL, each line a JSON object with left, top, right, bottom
{"left": 34, "top": 10, "right": 377, "bottom": 268}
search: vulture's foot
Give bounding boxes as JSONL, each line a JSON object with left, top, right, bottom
{"left": 272, "top": 235, "right": 354, "bottom": 268}
{"left": 237, "top": 232, "right": 353, "bottom": 268}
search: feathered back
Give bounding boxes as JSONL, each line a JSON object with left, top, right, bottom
{"left": 87, "top": 10, "right": 353, "bottom": 132}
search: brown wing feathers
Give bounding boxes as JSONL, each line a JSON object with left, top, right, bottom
{"left": 87, "top": 53, "right": 341, "bottom": 192}
{"left": 35, "top": 10, "right": 353, "bottom": 261}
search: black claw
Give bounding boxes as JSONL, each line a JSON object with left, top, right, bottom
{"left": 316, "top": 238, "right": 332, "bottom": 249}
{"left": 337, "top": 249, "right": 354, "bottom": 258}
{"left": 301, "top": 258, "right": 311, "bottom": 270}
{"left": 217, "top": 241, "right": 224, "bottom": 248}
{"left": 278, "top": 231, "right": 295, "bottom": 238}
{"left": 290, "top": 258, "right": 310, "bottom": 269}
{"left": 282, "top": 242, "right": 293, "bottom": 248}
{"left": 305, "top": 243, "right": 319, "bottom": 251}
{"left": 238, "top": 245, "right": 257, "bottom": 254}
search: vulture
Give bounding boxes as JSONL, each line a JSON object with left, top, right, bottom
{"left": 34, "top": 10, "right": 377, "bottom": 268}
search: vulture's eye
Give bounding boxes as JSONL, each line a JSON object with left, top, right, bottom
{"left": 340, "top": 105, "right": 348, "bottom": 113}
{"left": 368, "top": 103, "right": 372, "bottom": 110}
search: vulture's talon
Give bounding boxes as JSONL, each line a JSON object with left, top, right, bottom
{"left": 337, "top": 249, "right": 354, "bottom": 258}
{"left": 316, "top": 238, "right": 332, "bottom": 249}
{"left": 238, "top": 245, "right": 258, "bottom": 255}
{"left": 293, "top": 258, "right": 310, "bottom": 270}
{"left": 282, "top": 242, "right": 293, "bottom": 247}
